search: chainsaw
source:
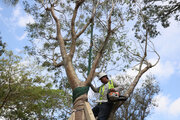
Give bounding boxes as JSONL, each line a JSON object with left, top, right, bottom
{"left": 107, "top": 91, "right": 127, "bottom": 102}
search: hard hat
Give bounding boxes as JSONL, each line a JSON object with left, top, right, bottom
{"left": 98, "top": 72, "right": 107, "bottom": 80}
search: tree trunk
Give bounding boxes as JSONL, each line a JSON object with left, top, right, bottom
{"left": 73, "top": 94, "right": 88, "bottom": 120}
{"left": 108, "top": 102, "right": 124, "bottom": 120}
{"left": 108, "top": 109, "right": 116, "bottom": 120}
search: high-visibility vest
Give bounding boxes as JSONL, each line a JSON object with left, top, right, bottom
{"left": 99, "top": 80, "right": 114, "bottom": 100}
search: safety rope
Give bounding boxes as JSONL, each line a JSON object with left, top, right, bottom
{"left": 87, "top": 19, "right": 94, "bottom": 75}
{"left": 72, "top": 18, "right": 94, "bottom": 103}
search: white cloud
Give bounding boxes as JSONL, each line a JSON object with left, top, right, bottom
{"left": 16, "top": 32, "right": 27, "bottom": 41}
{"left": 13, "top": 5, "right": 21, "bottom": 18}
{"left": 0, "top": 7, "right": 3, "bottom": 11}
{"left": 155, "top": 94, "right": 170, "bottom": 113}
{"left": 15, "top": 48, "right": 23, "bottom": 53}
{"left": 149, "top": 60, "right": 175, "bottom": 80}
{"left": 17, "top": 15, "right": 34, "bottom": 27}
{"left": 0, "top": 7, "right": 3, "bottom": 17}
{"left": 155, "top": 94, "right": 180, "bottom": 117}
{"left": 2, "top": 5, "right": 35, "bottom": 28}
{"left": 177, "top": 63, "right": 180, "bottom": 74}
{"left": 126, "top": 68, "right": 138, "bottom": 77}
{"left": 126, "top": 59, "right": 175, "bottom": 81}
{"left": 154, "top": 19, "right": 180, "bottom": 61}
{"left": 0, "top": 5, "right": 35, "bottom": 36}
{"left": 169, "top": 98, "right": 180, "bottom": 116}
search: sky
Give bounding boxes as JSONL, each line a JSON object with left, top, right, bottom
{"left": 1, "top": 1, "right": 180, "bottom": 120}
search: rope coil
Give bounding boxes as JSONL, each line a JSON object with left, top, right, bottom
{"left": 71, "top": 108, "right": 84, "bottom": 113}
{"left": 72, "top": 86, "right": 89, "bottom": 102}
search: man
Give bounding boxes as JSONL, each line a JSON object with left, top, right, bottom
{"left": 90, "top": 72, "right": 125, "bottom": 120}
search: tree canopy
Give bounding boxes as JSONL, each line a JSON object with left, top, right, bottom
{"left": 0, "top": 51, "right": 72, "bottom": 119}
{"left": 0, "top": 32, "right": 6, "bottom": 56}
{"left": 1, "top": 0, "right": 19, "bottom": 6}
{"left": 116, "top": 75, "right": 160, "bottom": 120}
{"left": 23, "top": 0, "right": 159, "bottom": 82}
{"left": 142, "top": 0, "right": 180, "bottom": 29}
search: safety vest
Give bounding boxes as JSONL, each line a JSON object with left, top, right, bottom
{"left": 99, "top": 80, "right": 114, "bottom": 100}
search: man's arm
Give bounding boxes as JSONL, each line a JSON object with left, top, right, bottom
{"left": 90, "top": 84, "right": 99, "bottom": 93}
{"left": 113, "top": 80, "right": 124, "bottom": 92}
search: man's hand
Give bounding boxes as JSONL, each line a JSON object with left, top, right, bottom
{"left": 110, "top": 88, "right": 115, "bottom": 92}
{"left": 90, "top": 83, "right": 98, "bottom": 93}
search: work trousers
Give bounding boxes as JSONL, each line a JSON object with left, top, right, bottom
{"left": 92, "top": 102, "right": 113, "bottom": 120}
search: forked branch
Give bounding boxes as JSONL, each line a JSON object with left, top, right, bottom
{"left": 85, "top": 0, "right": 115, "bottom": 86}
{"left": 69, "top": 0, "right": 99, "bottom": 59}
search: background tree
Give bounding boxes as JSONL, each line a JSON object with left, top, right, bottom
{"left": 0, "top": 51, "right": 72, "bottom": 119}
{"left": 142, "top": 0, "right": 180, "bottom": 29}
{"left": 0, "top": 32, "right": 6, "bottom": 56}
{"left": 21, "top": 0, "right": 160, "bottom": 119}
{"left": 115, "top": 75, "right": 160, "bottom": 120}
{"left": 1, "top": 0, "right": 19, "bottom": 6}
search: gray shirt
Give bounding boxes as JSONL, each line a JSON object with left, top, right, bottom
{"left": 91, "top": 80, "right": 123, "bottom": 101}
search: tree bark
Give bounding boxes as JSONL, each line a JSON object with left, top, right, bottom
{"left": 73, "top": 94, "right": 88, "bottom": 120}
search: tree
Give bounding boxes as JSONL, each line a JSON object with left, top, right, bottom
{"left": 23, "top": 0, "right": 160, "bottom": 119}
{"left": 115, "top": 75, "right": 160, "bottom": 120}
{"left": 0, "top": 51, "right": 72, "bottom": 119}
{"left": 142, "top": 0, "right": 180, "bottom": 28}
{"left": 0, "top": 32, "right": 6, "bottom": 56}
{"left": 1, "top": 0, "right": 19, "bottom": 6}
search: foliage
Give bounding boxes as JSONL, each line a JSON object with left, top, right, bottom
{"left": 23, "top": 0, "right": 141, "bottom": 81}
{"left": 0, "top": 32, "right": 6, "bottom": 56}
{"left": 0, "top": 51, "right": 72, "bottom": 119}
{"left": 1, "top": 0, "right": 19, "bottom": 6}
{"left": 142, "top": 0, "right": 180, "bottom": 28}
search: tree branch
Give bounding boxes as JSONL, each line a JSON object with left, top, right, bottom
{"left": 47, "top": 4, "right": 67, "bottom": 60}
{"left": 76, "top": 1, "right": 99, "bottom": 39}
{"left": 69, "top": 0, "right": 85, "bottom": 59}
{"left": 53, "top": 60, "right": 64, "bottom": 67}
{"left": 108, "top": 7, "right": 160, "bottom": 118}
{"left": 85, "top": 0, "right": 115, "bottom": 86}
{"left": 51, "top": 47, "right": 64, "bottom": 67}
{"left": 139, "top": 30, "right": 148, "bottom": 71}
{"left": 69, "top": 0, "right": 99, "bottom": 60}
{"left": 48, "top": 4, "right": 81, "bottom": 89}
{"left": 0, "top": 77, "right": 12, "bottom": 109}
{"left": 0, "top": 89, "right": 11, "bottom": 109}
